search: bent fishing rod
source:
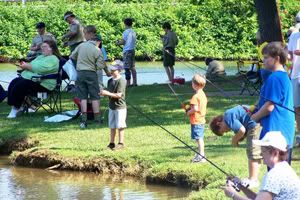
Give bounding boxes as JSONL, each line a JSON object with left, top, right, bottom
{"left": 164, "top": 49, "right": 299, "bottom": 117}
{"left": 100, "top": 83, "right": 233, "bottom": 178}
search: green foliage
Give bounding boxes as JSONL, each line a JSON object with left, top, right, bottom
{"left": 0, "top": 0, "right": 298, "bottom": 60}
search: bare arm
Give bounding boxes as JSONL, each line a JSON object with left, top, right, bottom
{"left": 186, "top": 104, "right": 198, "bottom": 116}
{"left": 251, "top": 101, "right": 274, "bottom": 122}
{"left": 19, "top": 62, "right": 32, "bottom": 71}
{"left": 100, "top": 90, "right": 122, "bottom": 99}
{"left": 294, "top": 50, "right": 300, "bottom": 56}
{"left": 116, "top": 39, "right": 125, "bottom": 46}
{"left": 231, "top": 126, "right": 246, "bottom": 147}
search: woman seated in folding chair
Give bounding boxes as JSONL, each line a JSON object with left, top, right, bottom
{"left": 7, "top": 40, "right": 61, "bottom": 118}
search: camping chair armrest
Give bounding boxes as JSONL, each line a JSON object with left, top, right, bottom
{"left": 31, "top": 73, "right": 59, "bottom": 83}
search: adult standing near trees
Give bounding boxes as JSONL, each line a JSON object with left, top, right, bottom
{"left": 161, "top": 22, "right": 178, "bottom": 83}
{"left": 27, "top": 22, "right": 56, "bottom": 61}
{"left": 116, "top": 18, "right": 137, "bottom": 87}
{"left": 288, "top": 14, "right": 300, "bottom": 146}
{"left": 62, "top": 11, "right": 85, "bottom": 53}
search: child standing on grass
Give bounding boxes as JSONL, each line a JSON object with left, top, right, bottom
{"left": 251, "top": 42, "right": 295, "bottom": 164}
{"left": 209, "top": 105, "right": 262, "bottom": 188}
{"left": 70, "top": 25, "right": 109, "bottom": 128}
{"left": 100, "top": 60, "right": 127, "bottom": 151}
{"left": 186, "top": 74, "right": 207, "bottom": 163}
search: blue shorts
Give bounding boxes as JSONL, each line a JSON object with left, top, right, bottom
{"left": 191, "top": 124, "right": 205, "bottom": 140}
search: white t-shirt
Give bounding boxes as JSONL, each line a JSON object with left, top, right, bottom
{"left": 288, "top": 32, "right": 300, "bottom": 79}
{"left": 260, "top": 161, "right": 300, "bottom": 200}
{"left": 122, "top": 28, "right": 136, "bottom": 53}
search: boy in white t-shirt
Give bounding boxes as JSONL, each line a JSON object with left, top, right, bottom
{"left": 288, "top": 31, "right": 300, "bottom": 144}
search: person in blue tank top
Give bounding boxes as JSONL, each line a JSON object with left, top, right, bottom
{"left": 251, "top": 42, "right": 295, "bottom": 164}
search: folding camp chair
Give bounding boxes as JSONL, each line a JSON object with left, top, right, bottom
{"left": 237, "top": 60, "right": 262, "bottom": 96}
{"left": 23, "top": 58, "right": 67, "bottom": 114}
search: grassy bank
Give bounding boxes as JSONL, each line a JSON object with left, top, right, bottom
{"left": 0, "top": 76, "right": 299, "bottom": 199}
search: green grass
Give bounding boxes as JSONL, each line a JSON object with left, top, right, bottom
{"left": 1, "top": 77, "right": 299, "bottom": 200}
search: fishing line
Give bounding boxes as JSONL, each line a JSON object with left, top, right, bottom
{"left": 100, "top": 80, "right": 234, "bottom": 178}
{"left": 164, "top": 49, "right": 299, "bottom": 116}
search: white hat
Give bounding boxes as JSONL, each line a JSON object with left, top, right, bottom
{"left": 108, "top": 60, "right": 123, "bottom": 71}
{"left": 253, "top": 131, "right": 287, "bottom": 152}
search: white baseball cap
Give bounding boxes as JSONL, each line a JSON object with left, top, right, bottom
{"left": 108, "top": 60, "right": 123, "bottom": 71}
{"left": 253, "top": 131, "right": 287, "bottom": 152}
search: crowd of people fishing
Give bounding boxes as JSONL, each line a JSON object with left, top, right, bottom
{"left": 0, "top": 10, "right": 300, "bottom": 200}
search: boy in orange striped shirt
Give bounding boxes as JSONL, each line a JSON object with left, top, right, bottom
{"left": 186, "top": 74, "right": 207, "bottom": 163}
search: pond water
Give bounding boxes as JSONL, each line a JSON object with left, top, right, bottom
{"left": 0, "top": 61, "right": 238, "bottom": 89}
{"left": 0, "top": 156, "right": 190, "bottom": 200}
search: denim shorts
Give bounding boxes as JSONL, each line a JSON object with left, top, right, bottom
{"left": 191, "top": 124, "right": 205, "bottom": 140}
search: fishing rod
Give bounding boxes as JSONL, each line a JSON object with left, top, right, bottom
{"left": 125, "top": 99, "right": 232, "bottom": 177}
{"left": 164, "top": 49, "right": 299, "bottom": 116}
{"left": 167, "top": 83, "right": 188, "bottom": 111}
{"left": 0, "top": 80, "right": 10, "bottom": 84}
{"left": 100, "top": 81, "right": 235, "bottom": 179}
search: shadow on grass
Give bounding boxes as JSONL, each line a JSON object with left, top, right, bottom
{"left": 0, "top": 82, "right": 257, "bottom": 144}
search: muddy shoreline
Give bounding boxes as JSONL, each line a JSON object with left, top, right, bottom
{"left": 0, "top": 138, "right": 205, "bottom": 191}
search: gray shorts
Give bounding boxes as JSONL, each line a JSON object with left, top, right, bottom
{"left": 108, "top": 108, "right": 127, "bottom": 129}
{"left": 123, "top": 50, "right": 135, "bottom": 69}
{"left": 292, "top": 78, "right": 300, "bottom": 107}
{"left": 76, "top": 70, "right": 100, "bottom": 100}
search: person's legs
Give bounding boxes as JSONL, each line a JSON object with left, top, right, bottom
{"left": 195, "top": 138, "right": 205, "bottom": 156}
{"left": 80, "top": 99, "right": 87, "bottom": 122}
{"left": 125, "top": 68, "right": 131, "bottom": 86}
{"left": 170, "top": 66, "right": 174, "bottom": 82}
{"left": 7, "top": 77, "right": 22, "bottom": 107}
{"left": 110, "top": 128, "right": 116, "bottom": 143}
{"left": 287, "top": 148, "right": 293, "bottom": 165}
{"left": 131, "top": 66, "right": 137, "bottom": 86}
{"left": 191, "top": 124, "right": 205, "bottom": 162}
{"left": 164, "top": 66, "right": 172, "bottom": 82}
{"left": 7, "top": 78, "right": 49, "bottom": 118}
{"left": 248, "top": 159, "right": 260, "bottom": 181}
{"left": 244, "top": 125, "right": 261, "bottom": 188}
{"left": 295, "top": 107, "right": 300, "bottom": 132}
{"left": 118, "top": 128, "right": 125, "bottom": 144}
{"left": 92, "top": 100, "right": 101, "bottom": 123}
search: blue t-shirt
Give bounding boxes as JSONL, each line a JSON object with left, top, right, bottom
{"left": 122, "top": 28, "right": 136, "bottom": 52}
{"left": 224, "top": 105, "right": 256, "bottom": 133}
{"left": 258, "top": 71, "right": 295, "bottom": 148}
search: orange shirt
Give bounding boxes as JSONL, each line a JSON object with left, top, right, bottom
{"left": 189, "top": 90, "right": 207, "bottom": 125}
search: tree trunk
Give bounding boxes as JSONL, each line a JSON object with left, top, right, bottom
{"left": 254, "top": 0, "right": 283, "bottom": 42}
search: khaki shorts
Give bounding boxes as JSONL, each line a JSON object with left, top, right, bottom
{"left": 246, "top": 124, "right": 262, "bottom": 160}
{"left": 108, "top": 108, "right": 127, "bottom": 129}
{"left": 76, "top": 71, "right": 100, "bottom": 100}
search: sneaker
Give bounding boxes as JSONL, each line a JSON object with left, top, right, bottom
{"left": 107, "top": 143, "right": 115, "bottom": 150}
{"left": 191, "top": 155, "right": 206, "bottom": 163}
{"left": 7, "top": 107, "right": 23, "bottom": 119}
{"left": 113, "top": 143, "right": 125, "bottom": 151}
{"left": 79, "top": 121, "right": 87, "bottom": 129}
{"left": 241, "top": 178, "right": 259, "bottom": 189}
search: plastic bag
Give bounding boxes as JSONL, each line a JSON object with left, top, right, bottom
{"left": 62, "top": 59, "right": 77, "bottom": 81}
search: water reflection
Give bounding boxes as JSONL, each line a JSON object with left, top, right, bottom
{"left": 0, "top": 157, "right": 190, "bottom": 200}
{"left": 0, "top": 62, "right": 237, "bottom": 88}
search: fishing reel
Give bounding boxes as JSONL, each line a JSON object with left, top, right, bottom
{"left": 226, "top": 176, "right": 249, "bottom": 192}
{"left": 181, "top": 103, "right": 191, "bottom": 113}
